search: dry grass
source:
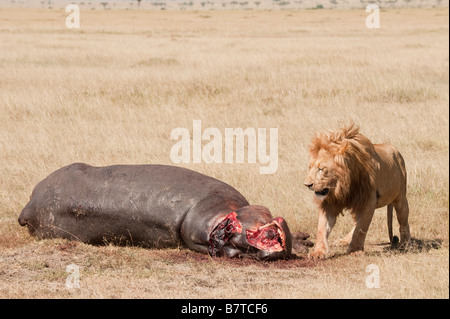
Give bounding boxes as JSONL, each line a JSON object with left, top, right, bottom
{"left": 0, "top": 8, "right": 448, "bottom": 299}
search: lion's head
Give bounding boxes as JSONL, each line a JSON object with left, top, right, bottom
{"left": 304, "top": 122, "right": 376, "bottom": 211}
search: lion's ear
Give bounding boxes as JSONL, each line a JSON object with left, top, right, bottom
{"left": 337, "top": 141, "right": 348, "bottom": 155}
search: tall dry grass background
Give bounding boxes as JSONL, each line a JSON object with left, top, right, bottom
{"left": 0, "top": 7, "right": 448, "bottom": 298}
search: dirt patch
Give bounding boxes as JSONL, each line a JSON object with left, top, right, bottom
{"left": 215, "top": 254, "right": 318, "bottom": 269}
{"left": 151, "top": 249, "right": 318, "bottom": 269}
{"left": 55, "top": 240, "right": 80, "bottom": 253}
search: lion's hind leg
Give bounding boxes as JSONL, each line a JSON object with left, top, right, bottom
{"left": 393, "top": 195, "right": 411, "bottom": 247}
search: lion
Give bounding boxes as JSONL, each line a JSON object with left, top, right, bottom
{"left": 304, "top": 122, "right": 411, "bottom": 259}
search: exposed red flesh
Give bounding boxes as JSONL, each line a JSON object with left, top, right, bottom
{"left": 208, "top": 212, "right": 242, "bottom": 257}
{"left": 245, "top": 218, "right": 286, "bottom": 252}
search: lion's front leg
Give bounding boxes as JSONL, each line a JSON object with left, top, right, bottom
{"left": 334, "top": 213, "right": 357, "bottom": 247}
{"left": 335, "top": 225, "right": 355, "bottom": 247}
{"left": 347, "top": 198, "right": 377, "bottom": 254}
{"left": 309, "top": 209, "right": 337, "bottom": 259}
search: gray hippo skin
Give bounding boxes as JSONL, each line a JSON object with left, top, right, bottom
{"left": 18, "top": 163, "right": 295, "bottom": 260}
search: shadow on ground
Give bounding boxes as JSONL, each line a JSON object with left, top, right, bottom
{"left": 383, "top": 237, "right": 443, "bottom": 253}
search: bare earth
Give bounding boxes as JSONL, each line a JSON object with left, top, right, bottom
{"left": 0, "top": 7, "right": 448, "bottom": 298}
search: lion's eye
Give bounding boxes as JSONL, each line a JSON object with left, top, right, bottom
{"left": 318, "top": 167, "right": 327, "bottom": 174}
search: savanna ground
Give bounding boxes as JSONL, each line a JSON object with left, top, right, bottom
{"left": 0, "top": 7, "right": 448, "bottom": 299}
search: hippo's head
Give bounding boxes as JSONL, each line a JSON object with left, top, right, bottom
{"left": 208, "top": 205, "right": 292, "bottom": 260}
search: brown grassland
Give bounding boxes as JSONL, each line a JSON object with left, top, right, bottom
{"left": 0, "top": 7, "right": 448, "bottom": 299}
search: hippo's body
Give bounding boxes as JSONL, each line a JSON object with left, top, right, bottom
{"left": 19, "top": 163, "right": 294, "bottom": 260}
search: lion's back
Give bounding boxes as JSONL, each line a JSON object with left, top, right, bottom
{"left": 374, "top": 143, "right": 407, "bottom": 175}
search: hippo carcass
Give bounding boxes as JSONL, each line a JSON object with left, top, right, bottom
{"left": 18, "top": 163, "right": 302, "bottom": 260}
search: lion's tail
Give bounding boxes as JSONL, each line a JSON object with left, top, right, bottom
{"left": 387, "top": 203, "right": 393, "bottom": 243}
{"left": 387, "top": 203, "right": 399, "bottom": 245}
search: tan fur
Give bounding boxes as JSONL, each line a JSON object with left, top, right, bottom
{"left": 304, "top": 122, "right": 411, "bottom": 259}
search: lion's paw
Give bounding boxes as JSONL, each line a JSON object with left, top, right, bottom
{"left": 308, "top": 250, "right": 327, "bottom": 260}
{"left": 333, "top": 238, "right": 350, "bottom": 247}
{"left": 348, "top": 250, "right": 365, "bottom": 257}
